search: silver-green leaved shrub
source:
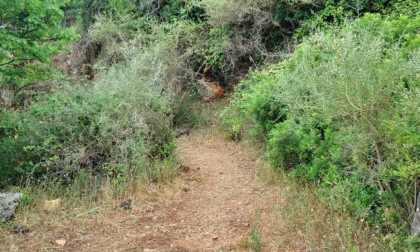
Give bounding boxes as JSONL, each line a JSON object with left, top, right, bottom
{"left": 0, "top": 15, "right": 195, "bottom": 189}
{"left": 223, "top": 13, "right": 419, "bottom": 247}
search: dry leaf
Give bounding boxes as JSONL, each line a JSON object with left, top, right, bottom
{"left": 44, "top": 198, "right": 61, "bottom": 212}
{"left": 55, "top": 239, "right": 66, "bottom": 246}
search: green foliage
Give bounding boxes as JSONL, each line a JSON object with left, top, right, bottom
{"left": 62, "top": 0, "right": 136, "bottom": 31}
{"left": 193, "top": 26, "right": 229, "bottom": 76}
{"left": 250, "top": 221, "right": 263, "bottom": 251}
{"left": 223, "top": 13, "right": 420, "bottom": 248}
{"left": 190, "top": 0, "right": 282, "bottom": 83}
{"left": 0, "top": 0, "right": 77, "bottom": 89}
{"left": 155, "top": 0, "right": 205, "bottom": 23}
{"left": 221, "top": 66, "right": 288, "bottom": 139}
{"left": 0, "top": 14, "right": 194, "bottom": 188}
{"left": 1, "top": 83, "right": 139, "bottom": 186}
{"left": 61, "top": 0, "right": 204, "bottom": 36}
{"left": 294, "top": 0, "right": 419, "bottom": 38}
{"left": 355, "top": 13, "right": 420, "bottom": 57}
{"left": 381, "top": 0, "right": 420, "bottom": 18}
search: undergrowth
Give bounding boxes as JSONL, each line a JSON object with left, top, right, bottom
{"left": 259, "top": 165, "right": 388, "bottom": 251}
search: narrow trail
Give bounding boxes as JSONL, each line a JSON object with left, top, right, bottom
{"left": 148, "top": 133, "right": 261, "bottom": 250}
{"left": 74, "top": 132, "right": 269, "bottom": 251}
{"left": 131, "top": 132, "right": 263, "bottom": 251}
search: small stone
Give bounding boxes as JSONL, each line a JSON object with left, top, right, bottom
{"left": 152, "top": 216, "right": 158, "bottom": 221}
{"left": 55, "top": 239, "right": 66, "bottom": 246}
{"left": 10, "top": 225, "right": 29, "bottom": 234}
{"left": 212, "top": 235, "right": 219, "bottom": 240}
{"left": 413, "top": 213, "right": 420, "bottom": 236}
{"left": 182, "top": 187, "right": 190, "bottom": 192}
{"left": 144, "top": 225, "right": 151, "bottom": 230}
{"left": 175, "top": 128, "right": 190, "bottom": 138}
{"left": 119, "top": 199, "right": 132, "bottom": 210}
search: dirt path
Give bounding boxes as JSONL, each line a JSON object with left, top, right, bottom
{"left": 80, "top": 132, "right": 265, "bottom": 251}
{"left": 132, "top": 133, "right": 262, "bottom": 251}
{"left": 149, "top": 133, "right": 261, "bottom": 250}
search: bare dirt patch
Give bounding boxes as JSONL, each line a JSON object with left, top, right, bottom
{"left": 103, "top": 132, "right": 266, "bottom": 251}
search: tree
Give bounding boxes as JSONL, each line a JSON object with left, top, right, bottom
{"left": 0, "top": 0, "right": 77, "bottom": 90}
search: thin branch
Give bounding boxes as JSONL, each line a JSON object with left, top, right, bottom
{"left": 0, "top": 58, "right": 33, "bottom": 67}
{"left": 0, "top": 59, "right": 15, "bottom": 67}
{"left": 345, "top": 83, "right": 362, "bottom": 111}
{"left": 20, "top": 28, "right": 40, "bottom": 38}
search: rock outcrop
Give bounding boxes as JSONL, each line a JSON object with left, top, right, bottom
{"left": 0, "top": 193, "right": 22, "bottom": 222}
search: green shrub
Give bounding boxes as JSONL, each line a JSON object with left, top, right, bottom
{"left": 221, "top": 66, "right": 289, "bottom": 139}
{"left": 294, "top": 0, "right": 420, "bottom": 39}
{"left": 189, "top": 0, "right": 283, "bottom": 83}
{"left": 223, "top": 13, "right": 420, "bottom": 248}
{"left": 0, "top": 16, "right": 196, "bottom": 188}
{"left": 193, "top": 26, "right": 229, "bottom": 77}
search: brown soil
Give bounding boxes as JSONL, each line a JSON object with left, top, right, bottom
{"left": 83, "top": 132, "right": 265, "bottom": 251}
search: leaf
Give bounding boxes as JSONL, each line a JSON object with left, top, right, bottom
{"left": 55, "top": 239, "right": 66, "bottom": 246}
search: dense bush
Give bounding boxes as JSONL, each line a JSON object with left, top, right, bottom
{"left": 0, "top": 15, "right": 195, "bottom": 188}
{"left": 190, "top": 0, "right": 322, "bottom": 85}
{"left": 189, "top": 0, "right": 398, "bottom": 84}
{"left": 188, "top": 0, "right": 275, "bottom": 83}
{"left": 223, "top": 13, "right": 419, "bottom": 247}
{"left": 62, "top": 0, "right": 205, "bottom": 32}
{"left": 294, "top": 0, "right": 418, "bottom": 37}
